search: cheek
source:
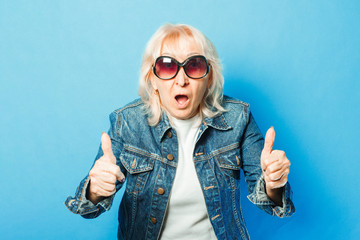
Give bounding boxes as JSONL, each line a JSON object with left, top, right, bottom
{"left": 193, "top": 85, "right": 208, "bottom": 104}
{"left": 157, "top": 84, "right": 172, "bottom": 100}
{"left": 200, "top": 81, "right": 209, "bottom": 95}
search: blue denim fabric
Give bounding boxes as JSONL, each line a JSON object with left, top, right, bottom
{"left": 65, "top": 96, "right": 295, "bottom": 239}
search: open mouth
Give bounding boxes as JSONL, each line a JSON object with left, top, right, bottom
{"left": 175, "top": 95, "right": 189, "bottom": 107}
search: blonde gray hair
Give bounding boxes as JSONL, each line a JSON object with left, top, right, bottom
{"left": 138, "top": 23, "right": 226, "bottom": 126}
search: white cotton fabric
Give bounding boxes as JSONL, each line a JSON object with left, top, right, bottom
{"left": 160, "top": 114, "right": 217, "bottom": 240}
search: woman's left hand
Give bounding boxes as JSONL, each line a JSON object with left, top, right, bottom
{"left": 260, "top": 127, "right": 291, "bottom": 204}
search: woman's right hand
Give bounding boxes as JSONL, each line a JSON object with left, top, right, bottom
{"left": 87, "top": 132, "right": 125, "bottom": 204}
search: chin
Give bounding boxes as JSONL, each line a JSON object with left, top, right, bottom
{"left": 172, "top": 110, "right": 196, "bottom": 120}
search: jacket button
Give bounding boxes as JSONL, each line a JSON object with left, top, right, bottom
{"left": 157, "top": 188, "right": 165, "bottom": 195}
{"left": 151, "top": 217, "right": 157, "bottom": 224}
{"left": 167, "top": 154, "right": 174, "bottom": 161}
{"left": 167, "top": 131, "right": 172, "bottom": 138}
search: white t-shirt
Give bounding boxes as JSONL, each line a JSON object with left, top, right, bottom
{"left": 160, "top": 114, "right": 217, "bottom": 240}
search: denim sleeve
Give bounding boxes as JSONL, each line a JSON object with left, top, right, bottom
{"left": 240, "top": 112, "right": 295, "bottom": 218}
{"left": 65, "top": 111, "right": 126, "bottom": 218}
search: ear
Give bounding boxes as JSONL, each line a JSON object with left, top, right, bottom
{"left": 151, "top": 79, "right": 158, "bottom": 91}
{"left": 148, "top": 73, "right": 158, "bottom": 90}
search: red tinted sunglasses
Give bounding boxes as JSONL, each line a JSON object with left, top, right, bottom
{"left": 153, "top": 55, "right": 210, "bottom": 80}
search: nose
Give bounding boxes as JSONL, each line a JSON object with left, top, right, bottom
{"left": 175, "top": 67, "right": 189, "bottom": 87}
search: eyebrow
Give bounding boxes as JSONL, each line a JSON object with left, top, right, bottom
{"left": 161, "top": 52, "right": 201, "bottom": 58}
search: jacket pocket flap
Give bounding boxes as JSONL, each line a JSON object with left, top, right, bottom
{"left": 215, "top": 148, "right": 241, "bottom": 170}
{"left": 120, "top": 146, "right": 155, "bottom": 174}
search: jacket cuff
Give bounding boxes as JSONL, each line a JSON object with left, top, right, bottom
{"left": 65, "top": 176, "right": 115, "bottom": 218}
{"left": 247, "top": 174, "right": 295, "bottom": 218}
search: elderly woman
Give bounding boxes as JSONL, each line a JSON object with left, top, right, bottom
{"left": 65, "top": 24, "right": 295, "bottom": 240}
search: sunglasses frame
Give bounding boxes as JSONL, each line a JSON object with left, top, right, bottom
{"left": 153, "top": 55, "right": 210, "bottom": 80}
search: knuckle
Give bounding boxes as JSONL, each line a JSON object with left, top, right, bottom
{"left": 264, "top": 161, "right": 271, "bottom": 169}
{"left": 274, "top": 150, "right": 285, "bottom": 158}
{"left": 92, "top": 186, "right": 99, "bottom": 195}
{"left": 109, "top": 175, "right": 116, "bottom": 183}
{"left": 264, "top": 175, "right": 270, "bottom": 183}
{"left": 271, "top": 150, "right": 279, "bottom": 155}
{"left": 108, "top": 166, "right": 118, "bottom": 175}
{"left": 102, "top": 191, "right": 110, "bottom": 197}
{"left": 111, "top": 163, "right": 121, "bottom": 173}
{"left": 91, "top": 178, "right": 99, "bottom": 188}
{"left": 89, "top": 172, "right": 97, "bottom": 181}
{"left": 268, "top": 182, "right": 275, "bottom": 189}
{"left": 269, "top": 173, "right": 277, "bottom": 181}
{"left": 115, "top": 165, "right": 121, "bottom": 173}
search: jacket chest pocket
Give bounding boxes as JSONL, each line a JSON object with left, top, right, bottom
{"left": 120, "top": 146, "right": 155, "bottom": 194}
{"left": 214, "top": 147, "right": 242, "bottom": 189}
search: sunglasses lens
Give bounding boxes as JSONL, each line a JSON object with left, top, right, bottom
{"left": 184, "top": 56, "right": 208, "bottom": 78}
{"left": 155, "top": 57, "right": 178, "bottom": 79}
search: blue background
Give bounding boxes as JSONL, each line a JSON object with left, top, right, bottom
{"left": 1, "top": 0, "right": 359, "bottom": 239}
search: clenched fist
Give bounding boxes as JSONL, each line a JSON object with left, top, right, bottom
{"left": 260, "top": 127, "right": 291, "bottom": 205}
{"left": 87, "top": 132, "right": 125, "bottom": 204}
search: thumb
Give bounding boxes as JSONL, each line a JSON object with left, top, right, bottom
{"left": 101, "top": 132, "right": 115, "bottom": 161}
{"left": 262, "top": 126, "right": 275, "bottom": 156}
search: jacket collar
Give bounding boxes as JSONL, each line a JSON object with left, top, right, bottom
{"left": 156, "top": 111, "right": 231, "bottom": 141}
{"left": 203, "top": 113, "right": 231, "bottom": 131}
{"left": 156, "top": 112, "right": 172, "bottom": 141}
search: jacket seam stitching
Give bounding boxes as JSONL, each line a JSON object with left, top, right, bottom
{"left": 206, "top": 158, "right": 224, "bottom": 240}
{"left": 114, "top": 100, "right": 143, "bottom": 114}
{"left": 194, "top": 142, "right": 239, "bottom": 162}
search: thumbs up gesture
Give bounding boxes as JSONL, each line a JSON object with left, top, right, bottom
{"left": 260, "top": 127, "right": 291, "bottom": 192}
{"left": 87, "top": 132, "right": 125, "bottom": 204}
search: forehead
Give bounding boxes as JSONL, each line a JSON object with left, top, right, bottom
{"left": 160, "top": 34, "right": 203, "bottom": 59}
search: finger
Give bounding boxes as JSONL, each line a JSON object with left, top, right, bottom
{"left": 99, "top": 166, "right": 125, "bottom": 183}
{"left": 265, "top": 172, "right": 288, "bottom": 189}
{"left": 263, "top": 160, "right": 282, "bottom": 174}
{"left": 262, "top": 156, "right": 280, "bottom": 174}
{"left": 116, "top": 170, "right": 126, "bottom": 183}
{"left": 90, "top": 176, "right": 116, "bottom": 190}
{"left": 91, "top": 185, "right": 116, "bottom": 197}
{"left": 263, "top": 150, "right": 286, "bottom": 172}
{"left": 272, "top": 150, "right": 288, "bottom": 162}
{"left": 266, "top": 168, "right": 289, "bottom": 182}
{"left": 96, "top": 181, "right": 116, "bottom": 192}
{"left": 97, "top": 161, "right": 120, "bottom": 176}
{"left": 97, "top": 172, "right": 117, "bottom": 184}
{"left": 94, "top": 158, "right": 126, "bottom": 184}
{"left": 272, "top": 175, "right": 288, "bottom": 189}
{"left": 101, "top": 132, "right": 115, "bottom": 162}
{"left": 89, "top": 177, "right": 116, "bottom": 196}
{"left": 269, "top": 150, "right": 290, "bottom": 169}
{"left": 263, "top": 126, "right": 275, "bottom": 156}
{"left": 264, "top": 158, "right": 290, "bottom": 180}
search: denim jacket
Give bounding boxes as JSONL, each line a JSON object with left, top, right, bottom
{"left": 65, "top": 96, "right": 295, "bottom": 240}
